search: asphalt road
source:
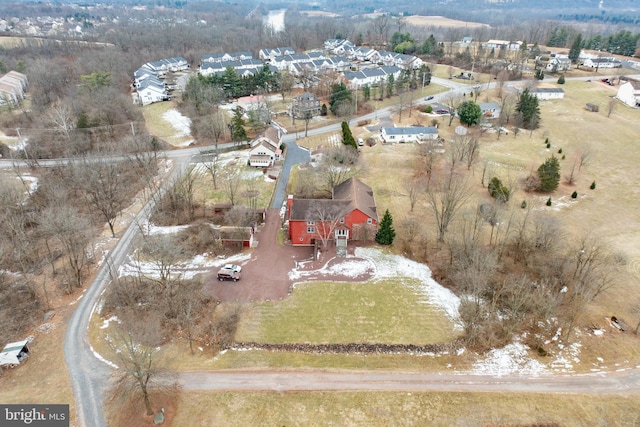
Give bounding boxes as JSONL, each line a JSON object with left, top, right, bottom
{"left": 64, "top": 157, "right": 190, "bottom": 427}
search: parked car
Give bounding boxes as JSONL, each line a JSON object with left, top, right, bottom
{"left": 358, "top": 138, "right": 364, "bottom": 146}
{"left": 217, "top": 264, "right": 242, "bottom": 281}
{"left": 435, "top": 109, "right": 450, "bottom": 115}
{"left": 426, "top": 95, "right": 435, "bottom": 101}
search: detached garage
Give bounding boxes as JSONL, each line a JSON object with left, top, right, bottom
{"left": 0, "top": 339, "right": 30, "bottom": 368}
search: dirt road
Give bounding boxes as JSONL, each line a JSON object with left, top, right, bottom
{"left": 179, "top": 368, "right": 640, "bottom": 394}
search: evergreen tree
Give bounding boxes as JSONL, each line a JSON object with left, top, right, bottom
{"left": 341, "top": 121, "right": 358, "bottom": 149}
{"left": 488, "top": 177, "right": 509, "bottom": 202}
{"left": 230, "top": 108, "right": 247, "bottom": 142}
{"left": 320, "top": 104, "right": 328, "bottom": 116}
{"left": 557, "top": 75, "right": 566, "bottom": 84}
{"left": 535, "top": 69, "right": 545, "bottom": 80}
{"left": 363, "top": 84, "right": 371, "bottom": 101}
{"left": 537, "top": 156, "right": 561, "bottom": 192}
{"left": 329, "top": 82, "right": 352, "bottom": 116}
{"left": 457, "top": 100, "right": 482, "bottom": 126}
{"left": 375, "top": 209, "right": 395, "bottom": 245}
{"left": 516, "top": 88, "right": 541, "bottom": 129}
{"left": 386, "top": 74, "right": 395, "bottom": 98}
{"left": 569, "top": 34, "right": 583, "bottom": 64}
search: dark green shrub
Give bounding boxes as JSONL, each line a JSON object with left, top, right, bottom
{"left": 557, "top": 75, "right": 566, "bottom": 84}
{"left": 571, "top": 191, "right": 578, "bottom": 198}
{"left": 590, "top": 181, "right": 596, "bottom": 190}
{"left": 537, "top": 156, "right": 561, "bottom": 192}
{"left": 558, "top": 148, "right": 562, "bottom": 154}
{"left": 546, "top": 143, "right": 551, "bottom": 148}
{"left": 521, "top": 200, "right": 527, "bottom": 209}
{"left": 488, "top": 177, "right": 509, "bottom": 202}
{"left": 546, "top": 197, "right": 552, "bottom": 206}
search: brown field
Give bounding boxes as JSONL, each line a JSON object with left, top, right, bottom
{"left": 405, "top": 15, "right": 490, "bottom": 29}
{"left": 172, "top": 391, "right": 640, "bottom": 427}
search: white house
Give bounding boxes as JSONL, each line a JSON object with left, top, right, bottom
{"left": 343, "top": 66, "right": 401, "bottom": 89}
{"left": 530, "top": 87, "right": 565, "bottom": 100}
{"left": 259, "top": 47, "right": 295, "bottom": 61}
{"left": 546, "top": 57, "right": 571, "bottom": 72}
{"left": 582, "top": 57, "right": 622, "bottom": 69}
{"left": 616, "top": 80, "right": 640, "bottom": 107}
{"left": 249, "top": 126, "right": 282, "bottom": 167}
{"left": 381, "top": 126, "right": 439, "bottom": 143}
{"left": 479, "top": 102, "right": 501, "bottom": 119}
{"left": 134, "top": 78, "right": 169, "bottom": 106}
{"left": 201, "top": 51, "right": 253, "bottom": 63}
{"left": 0, "top": 340, "right": 29, "bottom": 367}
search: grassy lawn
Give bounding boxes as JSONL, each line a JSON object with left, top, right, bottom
{"left": 0, "top": 312, "right": 76, "bottom": 424}
{"left": 172, "top": 391, "right": 640, "bottom": 427}
{"left": 236, "top": 279, "right": 457, "bottom": 344}
{"left": 140, "top": 100, "right": 193, "bottom": 146}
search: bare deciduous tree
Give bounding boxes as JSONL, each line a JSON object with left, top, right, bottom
{"left": 107, "top": 324, "right": 167, "bottom": 416}
{"left": 139, "top": 234, "right": 184, "bottom": 287}
{"left": 307, "top": 200, "right": 350, "bottom": 249}
{"left": 74, "top": 159, "right": 132, "bottom": 238}
{"left": 607, "top": 98, "right": 617, "bottom": 118}
{"left": 222, "top": 169, "right": 242, "bottom": 206}
{"left": 425, "top": 172, "right": 473, "bottom": 242}
{"left": 39, "top": 205, "right": 93, "bottom": 291}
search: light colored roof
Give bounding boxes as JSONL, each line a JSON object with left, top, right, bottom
{"left": 531, "top": 87, "right": 564, "bottom": 93}
{"left": 382, "top": 126, "right": 438, "bottom": 135}
{"left": 0, "top": 340, "right": 28, "bottom": 366}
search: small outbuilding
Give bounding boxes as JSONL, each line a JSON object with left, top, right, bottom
{"left": 0, "top": 340, "right": 30, "bottom": 368}
{"left": 585, "top": 103, "right": 599, "bottom": 112}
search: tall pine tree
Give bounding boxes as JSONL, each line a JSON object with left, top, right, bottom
{"left": 341, "top": 121, "right": 358, "bottom": 150}
{"left": 569, "top": 34, "right": 583, "bottom": 64}
{"left": 516, "top": 88, "right": 541, "bottom": 130}
{"left": 537, "top": 156, "right": 561, "bottom": 192}
{"left": 230, "top": 108, "right": 247, "bottom": 142}
{"left": 375, "top": 209, "right": 396, "bottom": 245}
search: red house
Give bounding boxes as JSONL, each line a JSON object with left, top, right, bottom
{"left": 287, "top": 178, "right": 378, "bottom": 246}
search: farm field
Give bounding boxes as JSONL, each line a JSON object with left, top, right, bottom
{"left": 172, "top": 390, "right": 640, "bottom": 427}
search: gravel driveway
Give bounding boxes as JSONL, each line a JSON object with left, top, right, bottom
{"left": 204, "top": 209, "right": 313, "bottom": 302}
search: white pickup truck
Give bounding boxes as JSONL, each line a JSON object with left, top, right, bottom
{"left": 217, "top": 264, "right": 242, "bottom": 282}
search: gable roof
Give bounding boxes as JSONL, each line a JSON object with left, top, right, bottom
{"left": 332, "top": 177, "right": 378, "bottom": 221}
{"left": 382, "top": 126, "right": 438, "bottom": 136}
{"left": 530, "top": 87, "right": 564, "bottom": 93}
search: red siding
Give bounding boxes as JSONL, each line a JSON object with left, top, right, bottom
{"left": 289, "top": 209, "right": 377, "bottom": 246}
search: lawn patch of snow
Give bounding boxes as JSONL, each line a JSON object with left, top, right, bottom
{"left": 356, "top": 247, "right": 461, "bottom": 324}
{"left": 472, "top": 342, "right": 548, "bottom": 376}
{"left": 288, "top": 257, "right": 374, "bottom": 281}
{"left": 100, "top": 315, "right": 120, "bottom": 329}
{"left": 119, "top": 252, "right": 251, "bottom": 280}
{"left": 162, "top": 108, "right": 191, "bottom": 137}
{"left": 141, "top": 221, "right": 191, "bottom": 236}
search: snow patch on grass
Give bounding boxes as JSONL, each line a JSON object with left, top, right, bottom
{"left": 118, "top": 252, "right": 251, "bottom": 280}
{"left": 356, "top": 247, "right": 461, "bottom": 324}
{"left": 472, "top": 342, "right": 548, "bottom": 376}
{"left": 162, "top": 108, "right": 191, "bottom": 137}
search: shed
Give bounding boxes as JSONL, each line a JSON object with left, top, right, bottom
{"left": 0, "top": 340, "right": 30, "bottom": 367}
{"left": 585, "top": 103, "right": 599, "bottom": 112}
